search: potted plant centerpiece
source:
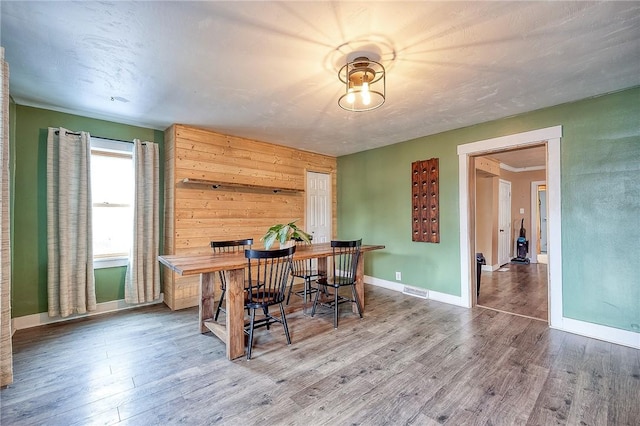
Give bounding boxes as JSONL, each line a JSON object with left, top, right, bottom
{"left": 262, "top": 219, "right": 312, "bottom": 249}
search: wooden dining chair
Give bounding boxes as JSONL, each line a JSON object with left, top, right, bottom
{"left": 210, "top": 238, "right": 253, "bottom": 322}
{"left": 311, "top": 239, "right": 362, "bottom": 329}
{"left": 244, "top": 245, "right": 296, "bottom": 360}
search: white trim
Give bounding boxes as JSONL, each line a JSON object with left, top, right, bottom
{"left": 11, "top": 294, "right": 164, "bottom": 331}
{"left": 546, "top": 137, "right": 563, "bottom": 327}
{"left": 498, "top": 178, "right": 512, "bottom": 265}
{"left": 554, "top": 318, "right": 640, "bottom": 349}
{"left": 365, "top": 276, "right": 466, "bottom": 307}
{"left": 458, "top": 126, "right": 562, "bottom": 327}
{"left": 458, "top": 153, "right": 472, "bottom": 308}
{"left": 530, "top": 180, "right": 546, "bottom": 264}
{"left": 366, "top": 275, "right": 403, "bottom": 292}
{"left": 427, "top": 289, "right": 466, "bottom": 307}
{"left": 500, "top": 163, "right": 546, "bottom": 173}
{"left": 94, "top": 256, "right": 128, "bottom": 269}
{"left": 457, "top": 126, "right": 562, "bottom": 155}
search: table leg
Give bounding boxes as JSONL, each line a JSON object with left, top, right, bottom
{"left": 355, "top": 254, "right": 365, "bottom": 314}
{"left": 199, "top": 272, "right": 216, "bottom": 333}
{"left": 316, "top": 256, "right": 328, "bottom": 277}
{"left": 225, "top": 268, "right": 246, "bottom": 360}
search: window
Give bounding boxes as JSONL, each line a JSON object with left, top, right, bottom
{"left": 90, "top": 138, "right": 134, "bottom": 269}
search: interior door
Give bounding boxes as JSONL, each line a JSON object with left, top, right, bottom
{"left": 498, "top": 179, "right": 512, "bottom": 266}
{"left": 539, "top": 187, "right": 548, "bottom": 253}
{"left": 306, "top": 171, "right": 331, "bottom": 243}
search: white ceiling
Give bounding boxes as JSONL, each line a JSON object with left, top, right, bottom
{"left": 485, "top": 146, "right": 546, "bottom": 170}
{"left": 2, "top": 1, "right": 639, "bottom": 157}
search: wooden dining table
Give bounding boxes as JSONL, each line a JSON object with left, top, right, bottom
{"left": 158, "top": 242, "right": 385, "bottom": 360}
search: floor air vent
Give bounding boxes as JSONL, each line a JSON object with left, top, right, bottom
{"left": 403, "top": 286, "right": 428, "bottom": 299}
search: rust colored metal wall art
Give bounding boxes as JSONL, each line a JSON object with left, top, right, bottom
{"left": 411, "top": 158, "right": 440, "bottom": 243}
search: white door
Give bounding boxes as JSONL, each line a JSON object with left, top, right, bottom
{"left": 539, "top": 188, "right": 548, "bottom": 253}
{"left": 306, "top": 171, "right": 331, "bottom": 243}
{"left": 498, "top": 179, "right": 512, "bottom": 266}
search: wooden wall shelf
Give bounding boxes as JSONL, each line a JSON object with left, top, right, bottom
{"left": 181, "top": 178, "right": 304, "bottom": 194}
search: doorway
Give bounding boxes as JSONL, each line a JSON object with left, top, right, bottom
{"left": 474, "top": 150, "right": 548, "bottom": 321}
{"left": 457, "top": 126, "right": 563, "bottom": 327}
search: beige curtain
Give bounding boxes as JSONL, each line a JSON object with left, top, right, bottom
{"left": 47, "top": 127, "right": 96, "bottom": 317}
{"left": 125, "top": 140, "right": 160, "bottom": 303}
{"left": 1, "top": 47, "right": 13, "bottom": 386}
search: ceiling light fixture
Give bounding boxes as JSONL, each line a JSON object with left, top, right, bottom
{"left": 338, "top": 56, "right": 385, "bottom": 112}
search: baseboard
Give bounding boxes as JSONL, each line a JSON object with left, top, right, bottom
{"left": 11, "top": 294, "right": 165, "bottom": 332}
{"left": 553, "top": 317, "right": 640, "bottom": 349}
{"left": 365, "top": 276, "right": 466, "bottom": 307}
{"left": 366, "top": 275, "right": 639, "bottom": 349}
{"left": 482, "top": 264, "right": 499, "bottom": 272}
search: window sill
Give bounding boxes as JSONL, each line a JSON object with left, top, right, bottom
{"left": 94, "top": 257, "right": 128, "bottom": 269}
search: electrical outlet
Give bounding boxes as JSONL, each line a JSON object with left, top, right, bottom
{"left": 395, "top": 271, "right": 402, "bottom": 281}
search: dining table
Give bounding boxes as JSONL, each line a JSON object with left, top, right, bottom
{"left": 158, "top": 242, "right": 385, "bottom": 360}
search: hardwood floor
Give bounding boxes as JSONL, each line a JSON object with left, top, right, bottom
{"left": 478, "top": 263, "right": 548, "bottom": 321}
{"left": 2, "top": 285, "right": 638, "bottom": 425}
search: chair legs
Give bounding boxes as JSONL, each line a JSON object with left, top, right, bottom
{"left": 279, "top": 303, "right": 291, "bottom": 345}
{"left": 247, "top": 308, "right": 256, "bottom": 360}
{"left": 334, "top": 286, "right": 339, "bottom": 329}
{"left": 311, "top": 285, "right": 321, "bottom": 317}
{"left": 214, "top": 288, "right": 226, "bottom": 321}
{"left": 286, "top": 275, "right": 296, "bottom": 304}
{"left": 245, "top": 303, "right": 291, "bottom": 360}
{"left": 311, "top": 284, "right": 361, "bottom": 329}
{"left": 287, "top": 275, "right": 317, "bottom": 305}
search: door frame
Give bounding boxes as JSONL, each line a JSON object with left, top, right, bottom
{"left": 457, "top": 126, "right": 562, "bottom": 327}
{"left": 497, "top": 179, "right": 512, "bottom": 266}
{"left": 530, "top": 180, "right": 547, "bottom": 264}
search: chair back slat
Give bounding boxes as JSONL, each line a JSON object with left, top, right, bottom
{"left": 245, "top": 246, "right": 295, "bottom": 306}
{"left": 331, "top": 239, "right": 362, "bottom": 283}
{"left": 210, "top": 238, "right": 253, "bottom": 285}
{"left": 290, "top": 238, "right": 315, "bottom": 276}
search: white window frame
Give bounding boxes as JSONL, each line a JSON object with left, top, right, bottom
{"left": 90, "top": 137, "right": 133, "bottom": 269}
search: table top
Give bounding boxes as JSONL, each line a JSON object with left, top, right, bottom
{"left": 158, "top": 242, "right": 385, "bottom": 276}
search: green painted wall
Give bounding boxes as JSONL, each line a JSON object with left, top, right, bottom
{"left": 11, "top": 105, "right": 164, "bottom": 317}
{"left": 338, "top": 87, "right": 640, "bottom": 333}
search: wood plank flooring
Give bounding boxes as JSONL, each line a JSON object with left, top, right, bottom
{"left": 2, "top": 285, "right": 638, "bottom": 425}
{"left": 478, "top": 263, "right": 548, "bottom": 321}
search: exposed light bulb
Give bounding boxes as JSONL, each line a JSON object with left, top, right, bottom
{"left": 362, "top": 92, "right": 371, "bottom": 106}
{"left": 346, "top": 88, "right": 355, "bottom": 103}
{"left": 362, "top": 81, "right": 370, "bottom": 93}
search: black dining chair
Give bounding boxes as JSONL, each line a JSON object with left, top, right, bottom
{"left": 210, "top": 238, "right": 253, "bottom": 322}
{"left": 311, "top": 239, "right": 362, "bottom": 329}
{"left": 244, "top": 245, "right": 296, "bottom": 360}
{"left": 286, "top": 239, "right": 324, "bottom": 306}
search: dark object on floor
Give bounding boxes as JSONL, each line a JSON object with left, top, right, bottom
{"left": 511, "top": 218, "right": 530, "bottom": 264}
{"left": 476, "top": 253, "right": 486, "bottom": 297}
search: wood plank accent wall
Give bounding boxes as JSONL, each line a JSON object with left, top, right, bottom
{"left": 163, "top": 124, "right": 337, "bottom": 310}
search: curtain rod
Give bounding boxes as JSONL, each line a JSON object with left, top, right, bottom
{"left": 54, "top": 130, "right": 140, "bottom": 144}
